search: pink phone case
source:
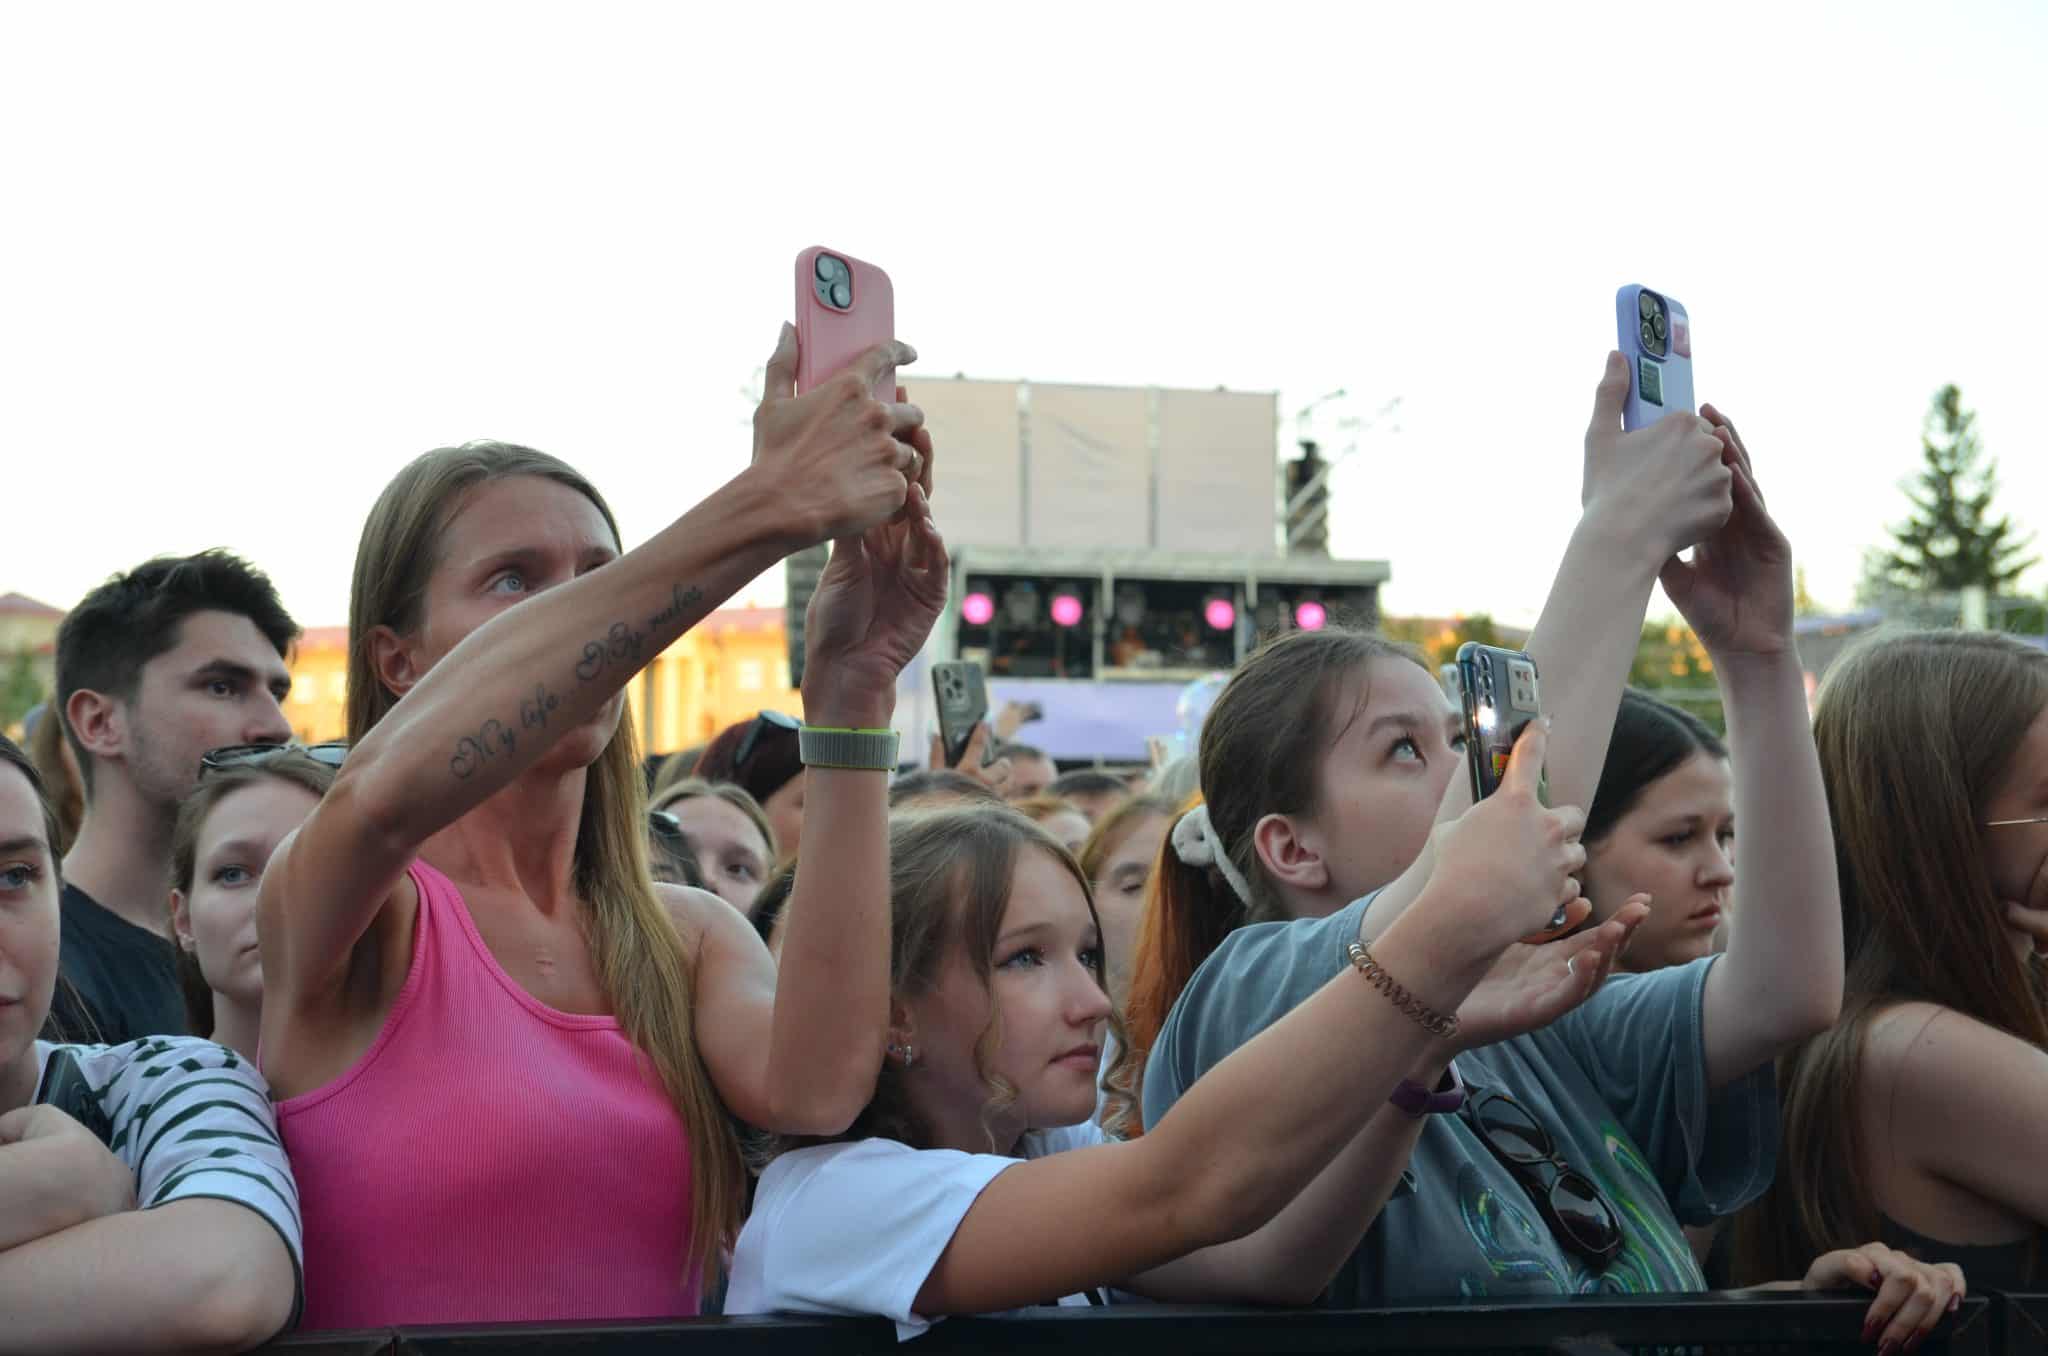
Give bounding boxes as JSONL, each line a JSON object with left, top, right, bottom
{"left": 795, "top": 245, "right": 896, "bottom": 399}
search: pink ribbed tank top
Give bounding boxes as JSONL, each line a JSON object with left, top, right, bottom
{"left": 277, "top": 861, "right": 699, "bottom": 1329}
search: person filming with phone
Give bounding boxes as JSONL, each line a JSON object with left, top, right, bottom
{"left": 1132, "top": 355, "right": 1961, "bottom": 1350}
{"left": 256, "top": 323, "right": 948, "bottom": 1331}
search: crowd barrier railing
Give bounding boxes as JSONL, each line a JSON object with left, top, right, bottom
{"left": 260, "top": 1290, "right": 2014, "bottom": 1355}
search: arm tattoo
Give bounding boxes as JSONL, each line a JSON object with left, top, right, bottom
{"left": 449, "top": 719, "right": 517, "bottom": 781}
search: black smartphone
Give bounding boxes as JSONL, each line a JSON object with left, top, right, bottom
{"left": 34, "top": 1048, "right": 115, "bottom": 1146}
{"left": 1456, "top": 642, "right": 1565, "bottom": 933}
{"left": 932, "top": 660, "right": 991, "bottom": 768}
{"left": 1455, "top": 642, "right": 1543, "bottom": 803}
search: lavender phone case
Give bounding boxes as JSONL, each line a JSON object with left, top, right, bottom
{"left": 1615, "top": 284, "right": 1694, "bottom": 431}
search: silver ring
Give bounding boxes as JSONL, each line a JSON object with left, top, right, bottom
{"left": 1567, "top": 954, "right": 1579, "bottom": 977}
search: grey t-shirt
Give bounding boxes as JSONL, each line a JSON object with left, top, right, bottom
{"left": 1141, "top": 891, "right": 1778, "bottom": 1303}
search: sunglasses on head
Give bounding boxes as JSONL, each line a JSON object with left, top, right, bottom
{"left": 733, "top": 711, "right": 800, "bottom": 773}
{"left": 200, "top": 741, "right": 350, "bottom": 776}
{"left": 1459, "top": 1085, "right": 1623, "bottom": 1269}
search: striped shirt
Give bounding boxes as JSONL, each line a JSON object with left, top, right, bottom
{"left": 32, "top": 1036, "right": 303, "bottom": 1323}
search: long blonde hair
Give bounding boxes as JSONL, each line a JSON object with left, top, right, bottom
{"left": 348, "top": 440, "right": 743, "bottom": 1285}
{"left": 1733, "top": 629, "right": 2048, "bottom": 1284}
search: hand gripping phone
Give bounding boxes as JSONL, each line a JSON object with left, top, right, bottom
{"left": 796, "top": 246, "right": 896, "bottom": 399}
{"left": 932, "top": 660, "right": 991, "bottom": 768}
{"left": 1456, "top": 642, "right": 1567, "bottom": 933}
{"left": 1615, "top": 284, "right": 1694, "bottom": 431}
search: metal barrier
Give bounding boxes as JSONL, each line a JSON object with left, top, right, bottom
{"left": 263, "top": 1292, "right": 2001, "bottom": 1355}
{"left": 1997, "top": 1294, "right": 2048, "bottom": 1356}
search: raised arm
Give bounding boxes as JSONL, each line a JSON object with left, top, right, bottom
{"left": 1364, "top": 352, "right": 1732, "bottom": 940}
{"left": 261, "top": 334, "right": 921, "bottom": 1014}
{"left": 1678, "top": 408, "right": 1842, "bottom": 1086}
{"left": 1133, "top": 898, "right": 1648, "bottom": 1304}
{"left": 693, "top": 443, "right": 950, "bottom": 1135}
{"left": 916, "top": 727, "right": 1586, "bottom": 1315}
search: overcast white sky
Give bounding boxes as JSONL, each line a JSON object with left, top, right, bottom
{"left": 4, "top": 1, "right": 2044, "bottom": 630}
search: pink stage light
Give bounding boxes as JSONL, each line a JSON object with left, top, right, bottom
{"left": 962, "top": 592, "right": 996, "bottom": 626}
{"left": 1204, "top": 598, "right": 1237, "bottom": 631}
{"left": 1050, "top": 594, "right": 1084, "bottom": 628}
{"left": 1295, "top": 600, "right": 1329, "bottom": 631}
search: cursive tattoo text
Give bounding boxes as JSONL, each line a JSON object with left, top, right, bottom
{"left": 519, "top": 683, "right": 560, "bottom": 732}
{"left": 449, "top": 719, "right": 517, "bottom": 781}
{"left": 648, "top": 581, "right": 706, "bottom": 632}
{"left": 575, "top": 621, "right": 648, "bottom": 682}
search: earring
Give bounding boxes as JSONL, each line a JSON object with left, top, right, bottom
{"left": 888, "top": 1042, "right": 917, "bottom": 1069}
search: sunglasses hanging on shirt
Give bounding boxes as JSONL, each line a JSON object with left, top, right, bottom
{"left": 1458, "top": 1084, "right": 1624, "bottom": 1269}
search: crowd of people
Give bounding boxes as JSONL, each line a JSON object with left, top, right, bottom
{"left": 4, "top": 331, "right": 2043, "bottom": 1353}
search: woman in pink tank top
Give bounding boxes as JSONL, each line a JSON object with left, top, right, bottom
{"left": 258, "top": 330, "right": 946, "bottom": 1329}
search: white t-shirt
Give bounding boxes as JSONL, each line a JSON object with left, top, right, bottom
{"left": 32, "top": 1037, "right": 304, "bottom": 1323}
{"left": 729, "top": 1121, "right": 1106, "bottom": 1340}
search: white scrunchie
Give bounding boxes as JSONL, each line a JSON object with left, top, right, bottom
{"left": 1171, "top": 804, "right": 1253, "bottom": 907}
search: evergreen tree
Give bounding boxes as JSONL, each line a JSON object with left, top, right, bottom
{"left": 1875, "top": 385, "right": 2034, "bottom": 594}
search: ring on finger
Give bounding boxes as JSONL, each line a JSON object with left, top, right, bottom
{"left": 1567, "top": 954, "right": 1579, "bottom": 977}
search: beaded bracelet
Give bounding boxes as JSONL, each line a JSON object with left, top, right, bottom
{"left": 1346, "top": 940, "right": 1460, "bottom": 1041}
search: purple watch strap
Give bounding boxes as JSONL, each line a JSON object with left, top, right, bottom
{"left": 1389, "top": 1061, "right": 1466, "bottom": 1118}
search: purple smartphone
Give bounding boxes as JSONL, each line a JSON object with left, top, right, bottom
{"left": 1615, "top": 285, "right": 1694, "bottom": 431}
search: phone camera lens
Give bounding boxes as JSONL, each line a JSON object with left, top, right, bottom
{"left": 816, "top": 254, "right": 845, "bottom": 282}
{"left": 1638, "top": 292, "right": 1657, "bottom": 319}
{"left": 1651, "top": 310, "right": 1668, "bottom": 339}
{"left": 830, "top": 280, "right": 852, "bottom": 308}
{"left": 1641, "top": 319, "right": 1656, "bottom": 347}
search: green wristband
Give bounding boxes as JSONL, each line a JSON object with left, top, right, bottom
{"left": 798, "top": 726, "right": 900, "bottom": 772}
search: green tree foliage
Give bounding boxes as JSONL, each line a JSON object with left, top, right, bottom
{"left": 1383, "top": 614, "right": 1502, "bottom": 669}
{"left": 0, "top": 649, "right": 44, "bottom": 733}
{"left": 1629, "top": 619, "right": 1724, "bottom": 734}
{"left": 1875, "top": 385, "right": 2034, "bottom": 595}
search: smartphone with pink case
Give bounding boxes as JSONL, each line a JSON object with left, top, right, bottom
{"left": 1615, "top": 284, "right": 1694, "bottom": 431}
{"left": 796, "top": 246, "right": 896, "bottom": 399}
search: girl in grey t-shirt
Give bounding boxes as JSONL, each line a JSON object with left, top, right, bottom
{"left": 1133, "top": 380, "right": 1963, "bottom": 1349}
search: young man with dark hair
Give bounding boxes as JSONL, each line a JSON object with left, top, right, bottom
{"left": 52, "top": 551, "right": 298, "bottom": 1043}
{"left": 994, "top": 741, "right": 1057, "bottom": 801}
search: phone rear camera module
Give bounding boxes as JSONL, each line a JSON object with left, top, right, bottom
{"left": 1638, "top": 292, "right": 1668, "bottom": 357}
{"left": 813, "top": 254, "right": 854, "bottom": 310}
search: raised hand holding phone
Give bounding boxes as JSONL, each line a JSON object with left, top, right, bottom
{"left": 1423, "top": 719, "right": 1592, "bottom": 956}
{"left": 1657, "top": 406, "right": 1795, "bottom": 662}
{"left": 752, "top": 327, "right": 923, "bottom": 547}
{"left": 1581, "top": 350, "right": 1732, "bottom": 565}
